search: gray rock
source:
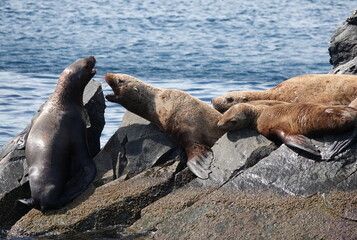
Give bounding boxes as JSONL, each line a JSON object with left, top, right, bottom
{"left": 135, "top": 188, "right": 357, "bottom": 240}
{"left": 8, "top": 161, "right": 180, "bottom": 238}
{"left": 83, "top": 79, "right": 106, "bottom": 158}
{"left": 190, "top": 130, "right": 277, "bottom": 188}
{"left": 0, "top": 150, "right": 30, "bottom": 230}
{"left": 329, "top": 10, "right": 357, "bottom": 68}
{"left": 226, "top": 133, "right": 357, "bottom": 197}
{"left": 107, "top": 111, "right": 185, "bottom": 180}
{"left": 329, "top": 56, "right": 357, "bottom": 74}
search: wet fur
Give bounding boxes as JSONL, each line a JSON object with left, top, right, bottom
{"left": 22, "top": 57, "right": 97, "bottom": 211}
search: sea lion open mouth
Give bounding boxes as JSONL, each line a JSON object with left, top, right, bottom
{"left": 105, "top": 73, "right": 123, "bottom": 102}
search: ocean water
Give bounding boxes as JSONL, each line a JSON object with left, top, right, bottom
{"left": 0, "top": 0, "right": 355, "bottom": 148}
{"left": 0, "top": 0, "right": 355, "bottom": 238}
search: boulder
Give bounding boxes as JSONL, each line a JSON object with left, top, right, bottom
{"left": 100, "top": 111, "right": 185, "bottom": 181}
{"left": 189, "top": 129, "right": 277, "bottom": 189}
{"left": 329, "top": 56, "right": 357, "bottom": 74}
{"left": 132, "top": 188, "right": 357, "bottom": 240}
{"left": 329, "top": 9, "right": 357, "bottom": 69}
{"left": 8, "top": 161, "right": 180, "bottom": 238}
{"left": 226, "top": 133, "right": 357, "bottom": 197}
{"left": 83, "top": 80, "right": 106, "bottom": 158}
{"left": 0, "top": 80, "right": 106, "bottom": 232}
{"left": 130, "top": 130, "right": 357, "bottom": 239}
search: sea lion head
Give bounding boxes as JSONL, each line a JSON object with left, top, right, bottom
{"left": 59, "top": 56, "right": 96, "bottom": 88}
{"left": 211, "top": 92, "right": 250, "bottom": 113}
{"left": 105, "top": 73, "right": 155, "bottom": 113}
{"left": 217, "top": 103, "right": 257, "bottom": 131}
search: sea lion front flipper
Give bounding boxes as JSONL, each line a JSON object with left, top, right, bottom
{"left": 186, "top": 143, "right": 214, "bottom": 180}
{"left": 271, "top": 129, "right": 320, "bottom": 156}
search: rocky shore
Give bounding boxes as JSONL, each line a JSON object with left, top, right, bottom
{"left": 2, "top": 9, "right": 357, "bottom": 240}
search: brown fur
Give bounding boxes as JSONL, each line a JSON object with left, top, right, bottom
{"left": 218, "top": 102, "right": 357, "bottom": 158}
{"left": 218, "top": 103, "right": 357, "bottom": 137}
{"left": 212, "top": 74, "right": 357, "bottom": 113}
{"left": 105, "top": 73, "right": 225, "bottom": 179}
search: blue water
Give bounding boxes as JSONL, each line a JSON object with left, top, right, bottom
{"left": 0, "top": 0, "right": 356, "bottom": 239}
{"left": 0, "top": 1, "right": 354, "bottom": 148}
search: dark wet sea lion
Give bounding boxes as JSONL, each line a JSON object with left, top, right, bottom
{"left": 105, "top": 73, "right": 225, "bottom": 179}
{"left": 217, "top": 102, "right": 357, "bottom": 159}
{"left": 212, "top": 74, "right": 357, "bottom": 113}
{"left": 20, "top": 56, "right": 97, "bottom": 211}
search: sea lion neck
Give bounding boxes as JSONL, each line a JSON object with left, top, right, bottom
{"left": 54, "top": 76, "right": 88, "bottom": 104}
{"left": 51, "top": 56, "right": 96, "bottom": 105}
{"left": 249, "top": 104, "right": 265, "bottom": 128}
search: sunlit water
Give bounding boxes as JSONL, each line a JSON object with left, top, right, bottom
{"left": 0, "top": 0, "right": 356, "bottom": 238}
{"left": 0, "top": 0, "right": 355, "bottom": 148}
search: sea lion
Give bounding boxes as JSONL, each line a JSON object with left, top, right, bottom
{"left": 212, "top": 74, "right": 357, "bottom": 113}
{"left": 217, "top": 102, "right": 357, "bottom": 159}
{"left": 105, "top": 73, "right": 225, "bottom": 179}
{"left": 19, "top": 56, "right": 97, "bottom": 211}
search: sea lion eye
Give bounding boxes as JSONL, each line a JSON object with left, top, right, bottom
{"left": 226, "top": 97, "right": 234, "bottom": 103}
{"left": 230, "top": 120, "right": 238, "bottom": 125}
{"left": 134, "top": 87, "right": 139, "bottom": 93}
{"left": 242, "top": 97, "right": 248, "bottom": 102}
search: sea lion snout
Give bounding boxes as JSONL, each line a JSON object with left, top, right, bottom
{"left": 104, "top": 73, "right": 129, "bottom": 103}
{"left": 211, "top": 97, "right": 226, "bottom": 113}
{"left": 84, "top": 56, "right": 96, "bottom": 75}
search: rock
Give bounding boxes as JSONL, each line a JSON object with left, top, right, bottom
{"left": 0, "top": 80, "right": 105, "bottom": 232}
{"left": 329, "top": 56, "right": 357, "bottom": 74}
{"left": 322, "top": 191, "right": 357, "bottom": 222}
{"left": 329, "top": 10, "right": 357, "bottom": 69}
{"left": 83, "top": 79, "right": 106, "bottom": 158}
{"left": 0, "top": 150, "right": 30, "bottom": 230}
{"left": 7, "top": 161, "right": 180, "bottom": 238}
{"left": 106, "top": 111, "right": 185, "bottom": 180}
{"left": 190, "top": 129, "right": 277, "bottom": 189}
{"left": 134, "top": 188, "right": 357, "bottom": 239}
{"left": 226, "top": 132, "right": 357, "bottom": 197}
{"left": 130, "top": 130, "right": 357, "bottom": 239}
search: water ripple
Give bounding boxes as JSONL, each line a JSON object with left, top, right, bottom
{"left": 0, "top": 0, "right": 354, "bottom": 148}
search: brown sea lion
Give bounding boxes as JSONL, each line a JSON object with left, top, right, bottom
{"left": 212, "top": 74, "right": 357, "bottom": 113}
{"left": 19, "top": 56, "right": 97, "bottom": 211}
{"left": 217, "top": 102, "right": 357, "bottom": 159}
{"left": 105, "top": 73, "right": 225, "bottom": 179}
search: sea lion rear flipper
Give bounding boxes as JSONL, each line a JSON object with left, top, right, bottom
{"left": 56, "top": 163, "right": 96, "bottom": 207}
{"left": 272, "top": 129, "right": 320, "bottom": 156}
{"left": 324, "top": 128, "right": 357, "bottom": 160}
{"left": 186, "top": 143, "right": 214, "bottom": 180}
{"left": 16, "top": 198, "right": 35, "bottom": 207}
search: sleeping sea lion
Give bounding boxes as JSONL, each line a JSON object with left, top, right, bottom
{"left": 217, "top": 102, "right": 357, "bottom": 159}
{"left": 19, "top": 56, "right": 97, "bottom": 211}
{"left": 212, "top": 74, "right": 357, "bottom": 113}
{"left": 105, "top": 73, "right": 225, "bottom": 179}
